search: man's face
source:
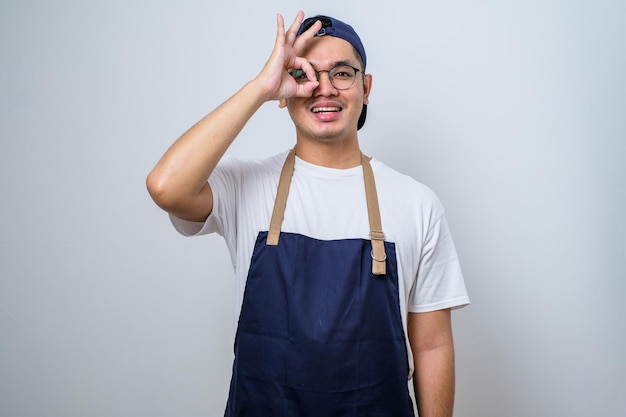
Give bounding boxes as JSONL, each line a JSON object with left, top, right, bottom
{"left": 286, "top": 36, "right": 372, "bottom": 143}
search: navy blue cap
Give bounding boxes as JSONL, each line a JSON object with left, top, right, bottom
{"left": 296, "top": 15, "right": 368, "bottom": 130}
{"left": 296, "top": 15, "right": 367, "bottom": 69}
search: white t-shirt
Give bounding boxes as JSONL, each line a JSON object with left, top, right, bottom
{"left": 171, "top": 151, "right": 469, "bottom": 331}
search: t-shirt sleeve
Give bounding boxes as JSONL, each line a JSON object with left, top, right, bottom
{"left": 408, "top": 213, "right": 470, "bottom": 313}
{"left": 169, "top": 157, "right": 240, "bottom": 240}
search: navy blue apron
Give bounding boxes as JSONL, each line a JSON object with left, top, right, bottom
{"left": 225, "top": 150, "right": 414, "bottom": 416}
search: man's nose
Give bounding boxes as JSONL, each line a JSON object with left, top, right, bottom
{"left": 314, "top": 71, "right": 338, "bottom": 96}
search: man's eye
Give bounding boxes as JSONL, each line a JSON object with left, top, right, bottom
{"left": 332, "top": 67, "right": 355, "bottom": 79}
{"left": 290, "top": 69, "right": 307, "bottom": 80}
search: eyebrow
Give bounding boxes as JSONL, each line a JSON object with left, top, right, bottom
{"left": 310, "top": 60, "right": 358, "bottom": 70}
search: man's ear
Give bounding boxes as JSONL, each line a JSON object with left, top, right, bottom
{"left": 363, "top": 74, "right": 373, "bottom": 105}
{"left": 278, "top": 98, "right": 287, "bottom": 108}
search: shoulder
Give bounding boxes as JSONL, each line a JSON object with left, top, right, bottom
{"left": 371, "top": 158, "right": 443, "bottom": 213}
{"left": 218, "top": 150, "right": 288, "bottom": 174}
{"left": 212, "top": 150, "right": 289, "bottom": 186}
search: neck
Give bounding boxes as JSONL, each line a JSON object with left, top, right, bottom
{"left": 294, "top": 137, "right": 362, "bottom": 168}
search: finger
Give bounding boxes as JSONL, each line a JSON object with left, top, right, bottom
{"left": 294, "top": 81, "right": 320, "bottom": 98}
{"left": 274, "top": 13, "right": 286, "bottom": 48}
{"left": 293, "top": 18, "right": 322, "bottom": 51}
{"left": 292, "top": 59, "right": 320, "bottom": 97}
{"left": 293, "top": 56, "right": 317, "bottom": 82}
{"left": 285, "top": 10, "right": 305, "bottom": 45}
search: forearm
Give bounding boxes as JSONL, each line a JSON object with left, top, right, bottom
{"left": 413, "top": 342, "right": 455, "bottom": 417}
{"left": 146, "top": 79, "right": 269, "bottom": 218}
{"left": 407, "top": 309, "right": 456, "bottom": 417}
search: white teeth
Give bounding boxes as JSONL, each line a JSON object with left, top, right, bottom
{"left": 312, "top": 107, "right": 340, "bottom": 113}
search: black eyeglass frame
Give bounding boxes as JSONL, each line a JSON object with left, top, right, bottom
{"left": 289, "top": 64, "right": 363, "bottom": 91}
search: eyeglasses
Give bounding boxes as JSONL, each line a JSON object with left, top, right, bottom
{"left": 289, "top": 64, "right": 362, "bottom": 90}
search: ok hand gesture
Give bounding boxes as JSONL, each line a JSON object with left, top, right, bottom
{"left": 255, "top": 11, "right": 322, "bottom": 105}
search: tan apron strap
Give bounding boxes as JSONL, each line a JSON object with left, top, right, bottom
{"left": 361, "top": 153, "right": 387, "bottom": 275}
{"left": 267, "top": 149, "right": 387, "bottom": 276}
{"left": 267, "top": 148, "right": 296, "bottom": 245}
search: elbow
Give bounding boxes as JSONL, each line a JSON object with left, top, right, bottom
{"left": 146, "top": 169, "right": 175, "bottom": 211}
{"left": 146, "top": 169, "right": 212, "bottom": 222}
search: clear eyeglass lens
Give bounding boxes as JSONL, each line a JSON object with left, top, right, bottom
{"left": 329, "top": 66, "right": 356, "bottom": 90}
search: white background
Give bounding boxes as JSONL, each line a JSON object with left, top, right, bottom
{"left": 1, "top": 0, "right": 624, "bottom": 416}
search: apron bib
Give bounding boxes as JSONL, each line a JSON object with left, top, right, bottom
{"left": 225, "top": 150, "right": 414, "bottom": 417}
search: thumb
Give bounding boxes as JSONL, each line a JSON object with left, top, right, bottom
{"left": 294, "top": 81, "right": 320, "bottom": 98}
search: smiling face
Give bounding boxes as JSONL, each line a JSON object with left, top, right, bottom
{"left": 286, "top": 36, "right": 372, "bottom": 146}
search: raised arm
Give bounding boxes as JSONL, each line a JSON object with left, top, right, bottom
{"left": 146, "top": 12, "right": 321, "bottom": 222}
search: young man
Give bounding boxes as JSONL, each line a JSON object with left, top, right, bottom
{"left": 147, "top": 11, "right": 469, "bottom": 417}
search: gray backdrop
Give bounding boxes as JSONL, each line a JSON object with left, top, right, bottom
{"left": 1, "top": 0, "right": 624, "bottom": 416}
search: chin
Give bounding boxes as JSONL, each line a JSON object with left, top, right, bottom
{"left": 298, "top": 124, "right": 354, "bottom": 143}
